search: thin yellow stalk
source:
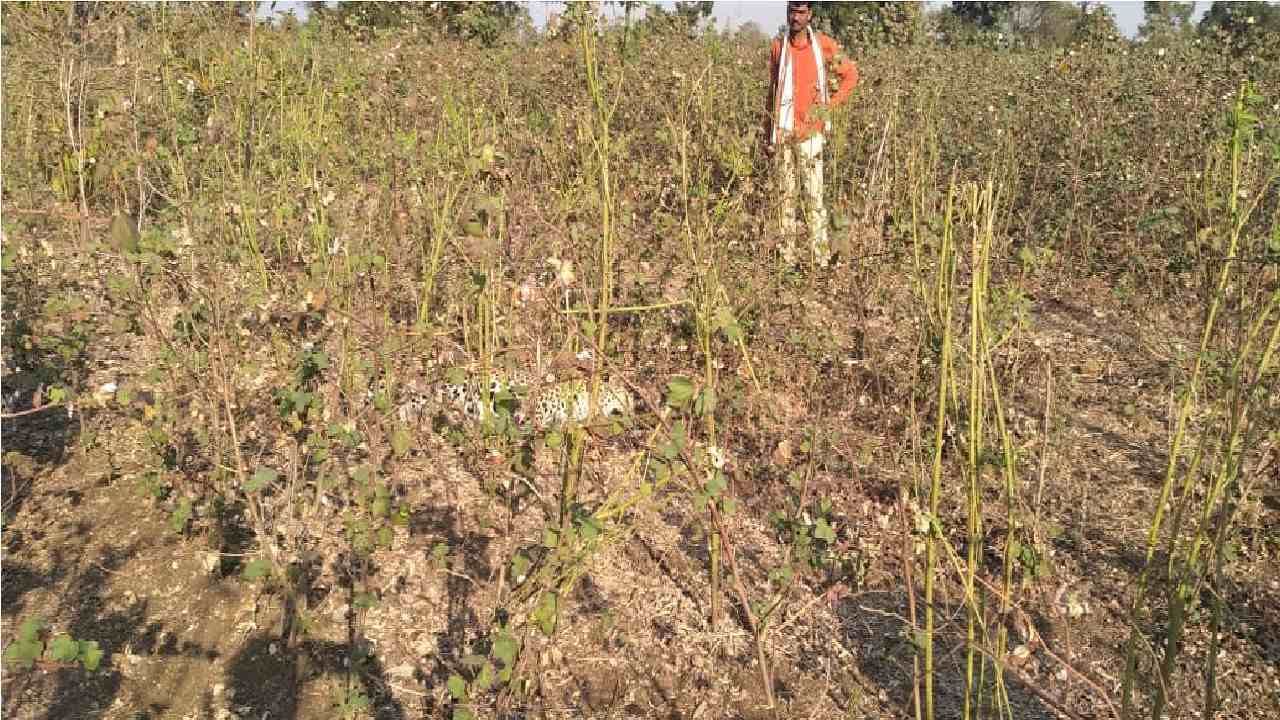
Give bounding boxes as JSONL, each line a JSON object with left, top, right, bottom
{"left": 924, "top": 180, "right": 958, "bottom": 720}
{"left": 963, "top": 182, "right": 986, "bottom": 720}
{"left": 985, "top": 340, "right": 1019, "bottom": 720}
{"left": 417, "top": 180, "right": 462, "bottom": 329}
{"left": 580, "top": 17, "right": 615, "bottom": 412}
{"left": 1121, "top": 85, "right": 1253, "bottom": 718}
{"left": 964, "top": 179, "right": 997, "bottom": 720}
{"left": 560, "top": 8, "right": 619, "bottom": 552}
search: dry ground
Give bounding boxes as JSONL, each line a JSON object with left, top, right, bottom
{"left": 4, "top": 222, "right": 1277, "bottom": 720}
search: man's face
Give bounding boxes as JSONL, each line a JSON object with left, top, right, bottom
{"left": 787, "top": 4, "right": 811, "bottom": 35}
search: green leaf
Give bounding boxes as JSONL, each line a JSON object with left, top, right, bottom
{"left": 665, "top": 376, "right": 695, "bottom": 408}
{"left": 578, "top": 515, "right": 601, "bottom": 541}
{"left": 814, "top": 518, "right": 836, "bottom": 543}
{"left": 475, "top": 661, "right": 494, "bottom": 691}
{"left": 17, "top": 618, "right": 45, "bottom": 643}
{"left": 48, "top": 635, "right": 79, "bottom": 663}
{"left": 533, "top": 591, "right": 558, "bottom": 636}
{"left": 493, "top": 633, "right": 518, "bottom": 668}
{"left": 447, "top": 674, "right": 468, "bottom": 700}
{"left": 393, "top": 504, "right": 411, "bottom": 527}
{"left": 671, "top": 420, "right": 687, "bottom": 451}
{"left": 510, "top": 554, "right": 531, "bottom": 582}
{"left": 170, "top": 497, "right": 193, "bottom": 534}
{"left": 652, "top": 462, "right": 671, "bottom": 483}
{"left": 245, "top": 467, "right": 276, "bottom": 493}
{"left": 78, "top": 640, "right": 103, "bottom": 671}
{"left": 353, "top": 591, "right": 379, "bottom": 610}
{"left": 352, "top": 465, "right": 374, "bottom": 486}
{"left": 371, "top": 495, "right": 390, "bottom": 518}
{"left": 391, "top": 426, "right": 412, "bottom": 457}
{"left": 452, "top": 708, "right": 476, "bottom": 720}
{"left": 706, "top": 469, "right": 727, "bottom": 497}
{"left": 242, "top": 558, "right": 272, "bottom": 581}
{"left": 544, "top": 431, "right": 563, "bottom": 449}
{"left": 3, "top": 637, "right": 43, "bottom": 669}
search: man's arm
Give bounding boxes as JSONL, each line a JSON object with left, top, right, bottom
{"left": 822, "top": 36, "right": 859, "bottom": 109}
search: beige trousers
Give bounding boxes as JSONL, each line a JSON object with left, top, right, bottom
{"left": 776, "top": 133, "right": 830, "bottom": 267}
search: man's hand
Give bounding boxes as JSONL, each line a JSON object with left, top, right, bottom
{"left": 762, "top": 140, "right": 776, "bottom": 159}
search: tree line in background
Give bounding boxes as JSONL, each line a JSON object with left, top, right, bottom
{"left": 305, "top": 0, "right": 1280, "bottom": 54}
{"left": 799, "top": 1, "right": 1278, "bottom": 53}
{"left": 6, "top": 1, "right": 1276, "bottom": 53}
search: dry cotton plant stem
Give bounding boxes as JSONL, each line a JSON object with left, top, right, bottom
{"left": 985, "top": 332, "right": 1022, "bottom": 720}
{"left": 898, "top": 487, "right": 924, "bottom": 720}
{"left": 1033, "top": 357, "right": 1054, "bottom": 535}
{"left": 553, "top": 7, "right": 619, "bottom": 546}
{"left": 579, "top": 9, "right": 618, "bottom": 413}
{"left": 707, "top": 503, "right": 775, "bottom": 710}
{"left": 1121, "top": 84, "right": 1264, "bottom": 719}
{"left": 59, "top": 58, "right": 89, "bottom": 246}
{"left": 962, "top": 181, "right": 990, "bottom": 720}
{"left": 924, "top": 178, "right": 958, "bottom": 720}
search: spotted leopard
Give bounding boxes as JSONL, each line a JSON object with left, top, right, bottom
{"left": 416, "top": 367, "right": 633, "bottom": 430}
{"left": 435, "top": 367, "right": 535, "bottom": 424}
{"left": 528, "top": 378, "right": 634, "bottom": 429}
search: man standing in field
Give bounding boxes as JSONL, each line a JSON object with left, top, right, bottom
{"left": 765, "top": 1, "right": 858, "bottom": 268}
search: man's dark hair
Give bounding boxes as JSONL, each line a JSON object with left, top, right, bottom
{"left": 786, "top": 1, "right": 811, "bottom": 10}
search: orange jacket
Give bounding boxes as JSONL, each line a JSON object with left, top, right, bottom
{"left": 767, "top": 31, "right": 859, "bottom": 141}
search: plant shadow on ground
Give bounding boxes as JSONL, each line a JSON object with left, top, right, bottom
{"left": 1080, "top": 527, "right": 1280, "bottom": 691}
{"left": 839, "top": 590, "right": 1059, "bottom": 720}
{"left": 408, "top": 501, "right": 492, "bottom": 715}
{"left": 0, "top": 413, "right": 96, "bottom": 643}
{"left": 225, "top": 630, "right": 405, "bottom": 720}
{"left": 223, "top": 534, "right": 404, "bottom": 717}
{"left": 1, "top": 539, "right": 222, "bottom": 720}
{"left": 1, "top": 409, "right": 82, "bottom": 525}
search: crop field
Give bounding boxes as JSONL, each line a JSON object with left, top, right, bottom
{"left": 2, "top": 4, "right": 1278, "bottom": 720}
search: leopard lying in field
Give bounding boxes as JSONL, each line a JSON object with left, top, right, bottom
{"left": 398, "top": 365, "right": 634, "bottom": 430}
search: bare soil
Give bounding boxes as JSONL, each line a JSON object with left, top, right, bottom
{"left": 4, "top": 246, "right": 1277, "bottom": 720}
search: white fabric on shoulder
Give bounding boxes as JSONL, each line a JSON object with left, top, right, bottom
{"left": 772, "top": 27, "right": 828, "bottom": 144}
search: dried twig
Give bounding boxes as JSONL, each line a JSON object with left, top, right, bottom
{"left": 0, "top": 403, "right": 66, "bottom": 420}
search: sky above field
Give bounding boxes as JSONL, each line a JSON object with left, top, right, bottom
{"left": 269, "top": 2, "right": 1211, "bottom": 39}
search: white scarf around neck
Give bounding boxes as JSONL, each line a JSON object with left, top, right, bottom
{"left": 773, "top": 26, "right": 828, "bottom": 144}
